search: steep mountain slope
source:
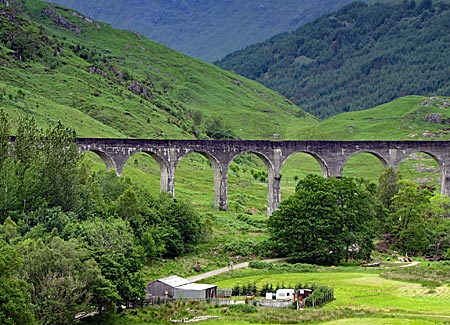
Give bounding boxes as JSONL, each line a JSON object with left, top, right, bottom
{"left": 217, "top": 1, "right": 450, "bottom": 119}
{"left": 0, "top": 0, "right": 316, "bottom": 139}
{"left": 46, "top": 0, "right": 368, "bottom": 62}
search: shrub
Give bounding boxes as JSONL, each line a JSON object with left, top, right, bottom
{"left": 229, "top": 303, "right": 257, "bottom": 314}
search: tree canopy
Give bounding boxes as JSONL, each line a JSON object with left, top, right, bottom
{"left": 268, "top": 175, "right": 376, "bottom": 264}
{"left": 0, "top": 111, "right": 205, "bottom": 323}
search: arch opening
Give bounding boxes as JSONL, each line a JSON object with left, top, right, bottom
{"left": 120, "top": 152, "right": 164, "bottom": 197}
{"left": 175, "top": 151, "right": 216, "bottom": 211}
{"left": 227, "top": 152, "right": 272, "bottom": 215}
{"left": 80, "top": 150, "right": 116, "bottom": 173}
{"left": 342, "top": 152, "right": 386, "bottom": 183}
{"left": 397, "top": 151, "right": 442, "bottom": 193}
{"left": 280, "top": 152, "right": 324, "bottom": 199}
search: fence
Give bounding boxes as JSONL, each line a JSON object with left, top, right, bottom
{"left": 143, "top": 288, "right": 334, "bottom": 309}
{"left": 144, "top": 297, "right": 233, "bottom": 306}
{"left": 304, "top": 289, "right": 334, "bottom": 308}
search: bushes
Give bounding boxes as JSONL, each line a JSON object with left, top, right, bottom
{"left": 249, "top": 261, "right": 320, "bottom": 273}
{"left": 229, "top": 303, "right": 257, "bottom": 313}
{"left": 303, "top": 285, "right": 335, "bottom": 308}
{"left": 236, "top": 214, "right": 267, "bottom": 231}
{"left": 222, "top": 239, "right": 259, "bottom": 257}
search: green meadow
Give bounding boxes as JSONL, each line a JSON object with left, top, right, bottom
{"left": 94, "top": 263, "right": 450, "bottom": 325}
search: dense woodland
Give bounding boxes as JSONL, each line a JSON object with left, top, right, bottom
{"left": 217, "top": 0, "right": 450, "bottom": 119}
{"left": 0, "top": 110, "right": 205, "bottom": 324}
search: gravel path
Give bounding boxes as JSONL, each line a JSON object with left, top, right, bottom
{"left": 187, "top": 258, "right": 287, "bottom": 282}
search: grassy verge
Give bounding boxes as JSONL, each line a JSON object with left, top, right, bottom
{"left": 381, "top": 262, "right": 450, "bottom": 287}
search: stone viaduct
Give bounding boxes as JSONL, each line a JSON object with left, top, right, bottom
{"left": 76, "top": 139, "right": 450, "bottom": 215}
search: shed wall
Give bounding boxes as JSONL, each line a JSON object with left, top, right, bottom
{"left": 146, "top": 281, "right": 175, "bottom": 297}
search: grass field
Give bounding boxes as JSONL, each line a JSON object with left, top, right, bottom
{"left": 94, "top": 264, "right": 450, "bottom": 325}
{"left": 197, "top": 266, "right": 450, "bottom": 324}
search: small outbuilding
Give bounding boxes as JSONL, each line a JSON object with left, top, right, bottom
{"left": 146, "top": 275, "right": 190, "bottom": 298}
{"left": 276, "top": 289, "right": 295, "bottom": 301}
{"left": 146, "top": 275, "right": 217, "bottom": 300}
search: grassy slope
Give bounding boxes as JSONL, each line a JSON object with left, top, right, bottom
{"left": 97, "top": 266, "right": 450, "bottom": 324}
{"left": 1, "top": 0, "right": 316, "bottom": 139}
{"left": 208, "top": 270, "right": 450, "bottom": 324}
{"left": 5, "top": 0, "right": 445, "bottom": 212}
{"left": 58, "top": 96, "right": 450, "bottom": 212}
{"left": 295, "top": 96, "right": 450, "bottom": 140}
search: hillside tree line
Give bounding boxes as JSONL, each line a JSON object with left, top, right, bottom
{"left": 217, "top": 0, "right": 450, "bottom": 119}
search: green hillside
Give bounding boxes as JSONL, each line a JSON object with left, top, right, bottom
{"left": 0, "top": 0, "right": 316, "bottom": 139}
{"left": 2, "top": 0, "right": 450, "bottom": 211}
{"left": 217, "top": 0, "right": 450, "bottom": 119}
{"left": 47, "top": 0, "right": 368, "bottom": 62}
{"left": 296, "top": 95, "right": 450, "bottom": 140}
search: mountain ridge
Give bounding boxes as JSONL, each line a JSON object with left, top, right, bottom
{"left": 46, "top": 0, "right": 368, "bottom": 62}
{"left": 3, "top": 0, "right": 450, "bottom": 144}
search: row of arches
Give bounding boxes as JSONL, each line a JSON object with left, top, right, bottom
{"left": 82, "top": 149, "right": 441, "bottom": 214}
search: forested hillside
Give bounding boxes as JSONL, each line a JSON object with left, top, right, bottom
{"left": 47, "top": 0, "right": 367, "bottom": 62}
{"left": 217, "top": 0, "right": 450, "bottom": 119}
{"left": 1, "top": 0, "right": 315, "bottom": 139}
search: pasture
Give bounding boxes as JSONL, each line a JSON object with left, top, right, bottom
{"left": 205, "top": 267, "right": 450, "bottom": 324}
{"left": 97, "top": 264, "right": 450, "bottom": 324}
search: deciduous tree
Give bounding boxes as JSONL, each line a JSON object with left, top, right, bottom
{"left": 0, "top": 239, "right": 34, "bottom": 325}
{"left": 268, "top": 175, "right": 376, "bottom": 264}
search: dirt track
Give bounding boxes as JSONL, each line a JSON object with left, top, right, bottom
{"left": 187, "top": 258, "right": 287, "bottom": 282}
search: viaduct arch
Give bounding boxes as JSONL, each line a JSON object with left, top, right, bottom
{"left": 76, "top": 139, "right": 450, "bottom": 215}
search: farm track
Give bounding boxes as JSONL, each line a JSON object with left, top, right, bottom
{"left": 187, "top": 258, "right": 287, "bottom": 282}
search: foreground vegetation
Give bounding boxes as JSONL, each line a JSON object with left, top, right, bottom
{"left": 0, "top": 112, "right": 209, "bottom": 324}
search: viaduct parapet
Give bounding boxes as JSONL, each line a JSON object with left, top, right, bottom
{"left": 76, "top": 138, "right": 450, "bottom": 215}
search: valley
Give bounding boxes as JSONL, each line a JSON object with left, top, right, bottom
{"left": 1, "top": 1, "right": 449, "bottom": 324}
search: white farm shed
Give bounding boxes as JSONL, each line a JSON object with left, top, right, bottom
{"left": 174, "top": 283, "right": 217, "bottom": 300}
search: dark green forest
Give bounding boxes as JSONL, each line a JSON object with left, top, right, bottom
{"left": 217, "top": 0, "right": 450, "bottom": 119}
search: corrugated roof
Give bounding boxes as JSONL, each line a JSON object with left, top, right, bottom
{"left": 158, "top": 275, "right": 191, "bottom": 287}
{"left": 175, "top": 283, "right": 217, "bottom": 291}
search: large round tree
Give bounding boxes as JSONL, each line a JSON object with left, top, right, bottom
{"left": 268, "top": 175, "right": 377, "bottom": 264}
